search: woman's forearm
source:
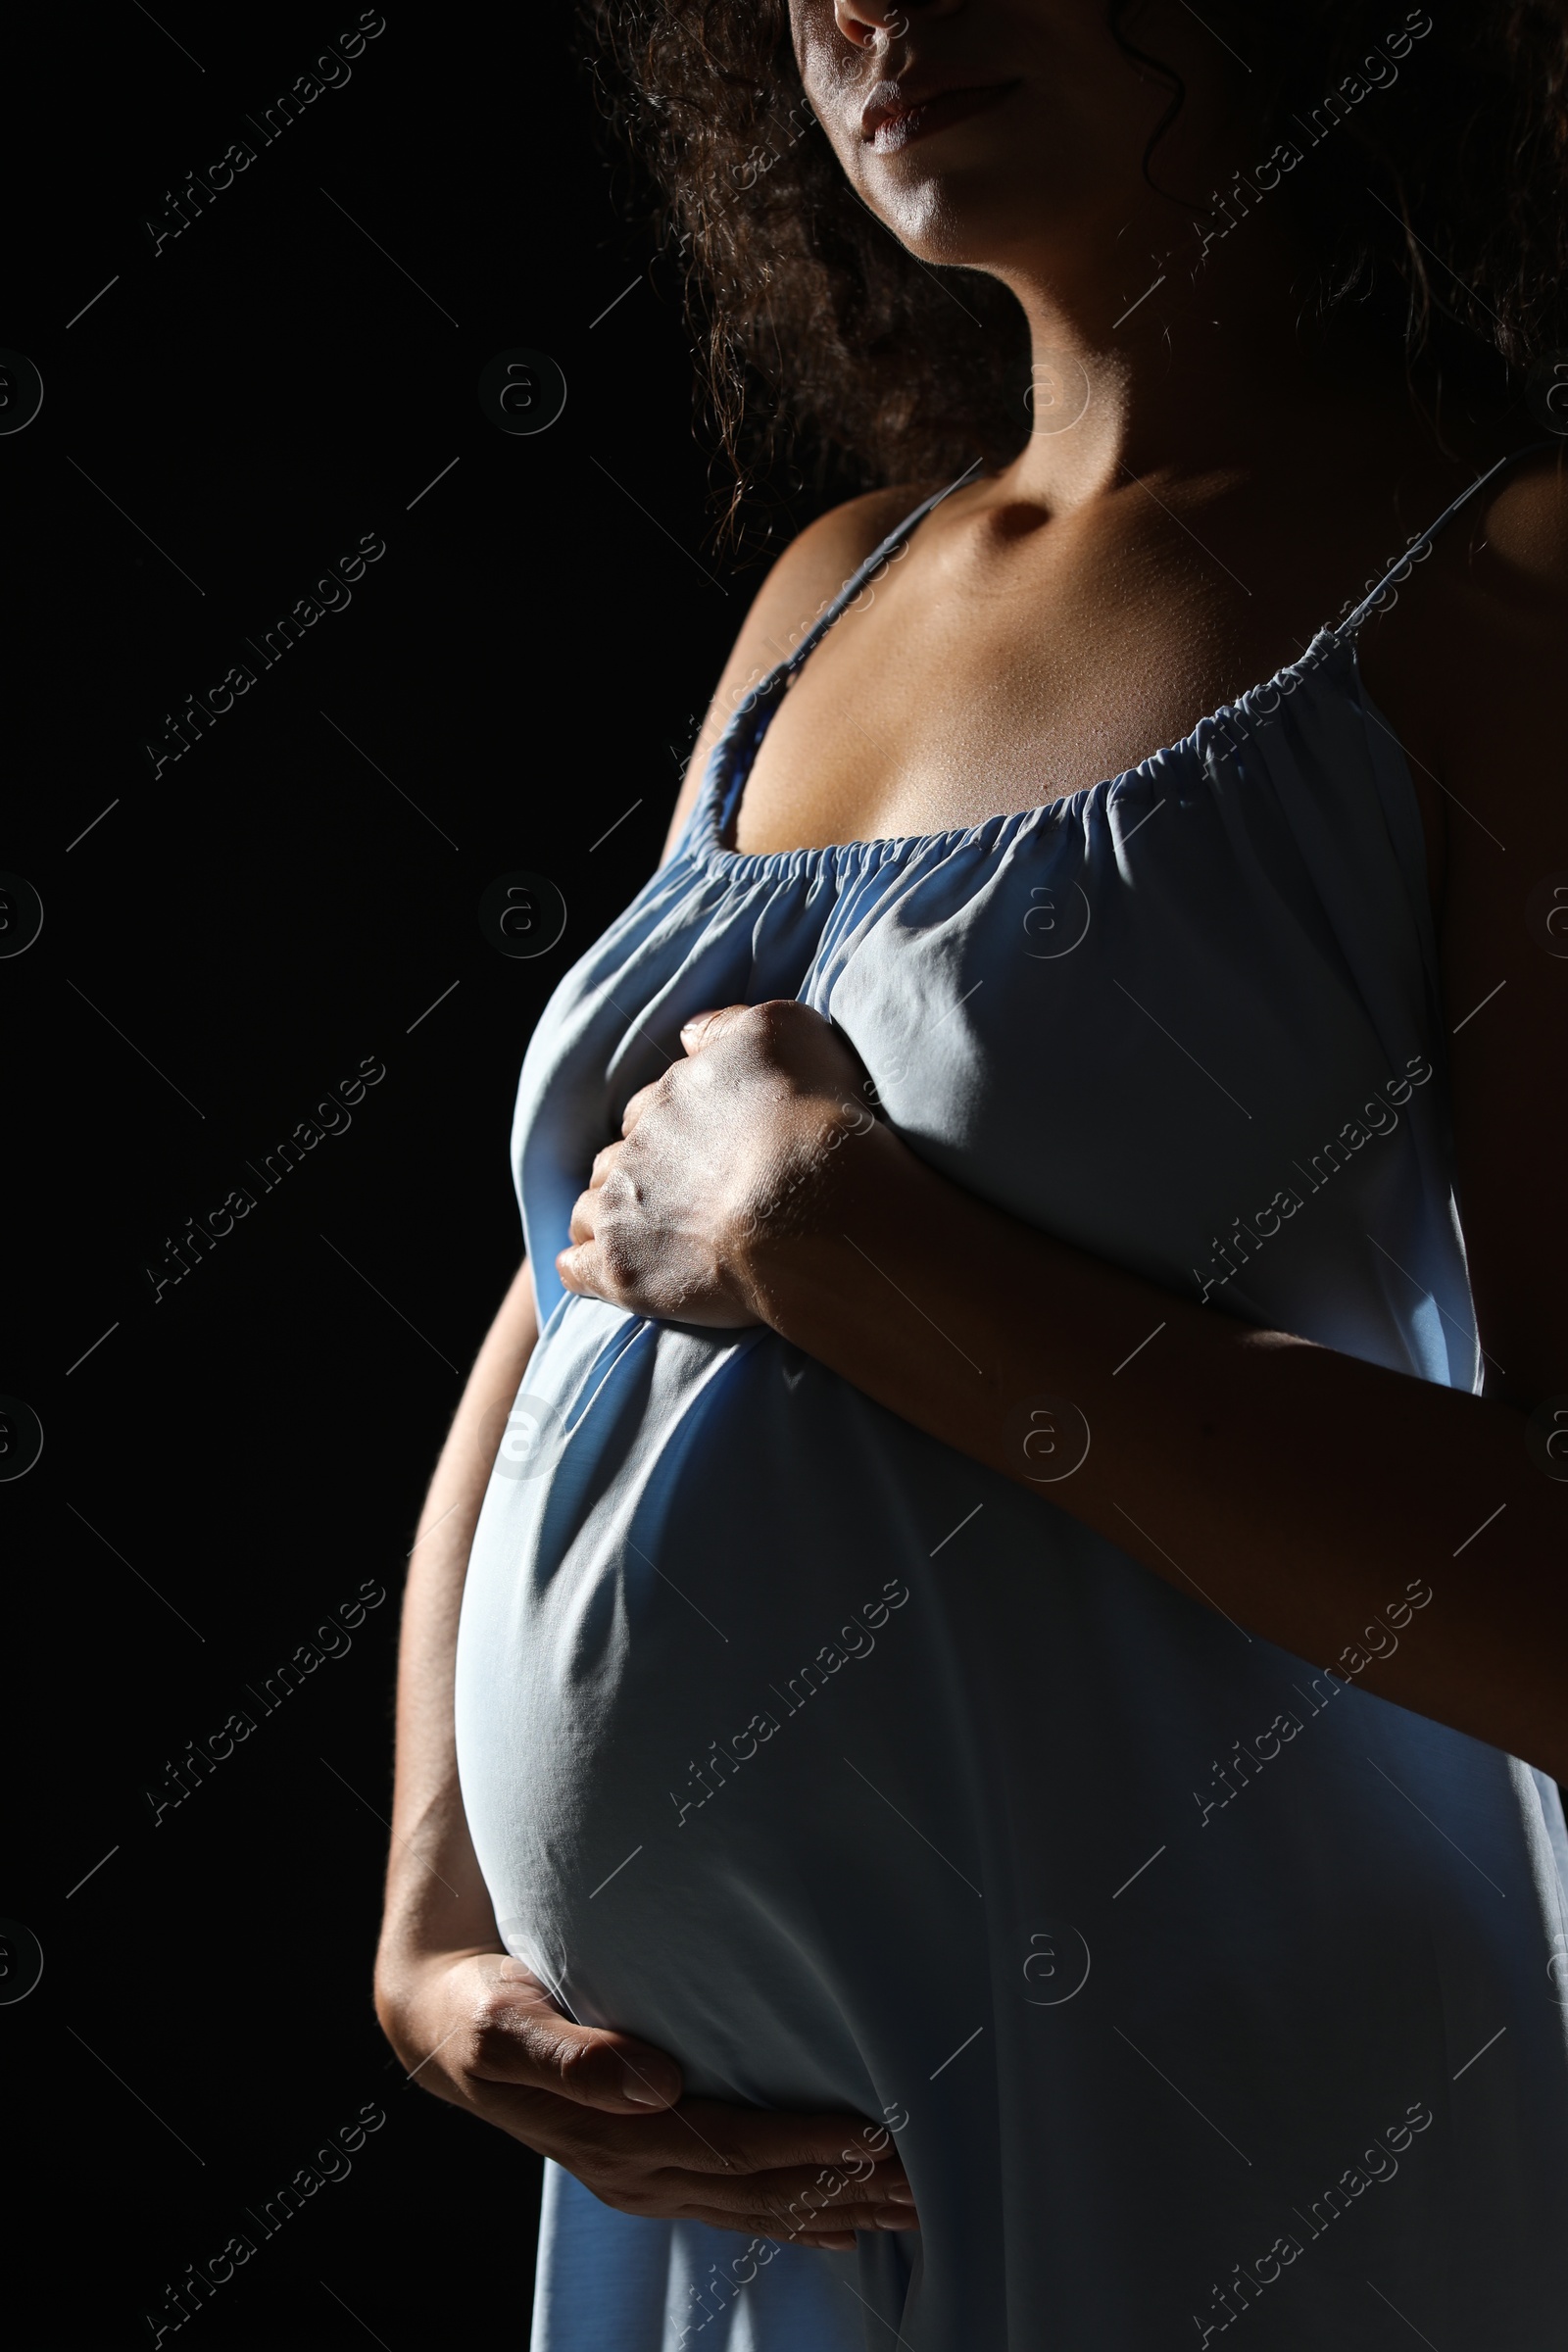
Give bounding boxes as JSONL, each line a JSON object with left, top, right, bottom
{"left": 375, "top": 1257, "right": 539, "bottom": 1990}
{"left": 747, "top": 1123, "right": 1568, "bottom": 1779}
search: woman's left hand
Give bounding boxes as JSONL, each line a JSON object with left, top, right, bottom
{"left": 557, "top": 1001, "right": 882, "bottom": 1327}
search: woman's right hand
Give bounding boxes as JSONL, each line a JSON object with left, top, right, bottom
{"left": 376, "top": 1950, "right": 920, "bottom": 2251}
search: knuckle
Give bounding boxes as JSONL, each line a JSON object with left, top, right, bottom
{"left": 551, "top": 2111, "right": 620, "bottom": 2173}
{"left": 554, "top": 2036, "right": 606, "bottom": 2097}
{"left": 466, "top": 1988, "right": 509, "bottom": 2044}
{"left": 750, "top": 999, "right": 794, "bottom": 1048}
{"left": 604, "top": 1160, "right": 640, "bottom": 1210}
{"left": 596, "top": 1231, "right": 635, "bottom": 1290}
{"left": 466, "top": 1993, "right": 554, "bottom": 2082}
{"left": 466, "top": 2014, "right": 516, "bottom": 2078}
{"left": 605, "top": 2180, "right": 662, "bottom": 2219}
{"left": 706, "top": 2131, "right": 755, "bottom": 2178}
{"left": 569, "top": 2135, "right": 675, "bottom": 2211}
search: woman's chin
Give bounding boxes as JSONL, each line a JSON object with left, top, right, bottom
{"left": 867, "top": 168, "right": 1093, "bottom": 279}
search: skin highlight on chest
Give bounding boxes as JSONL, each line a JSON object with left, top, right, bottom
{"left": 728, "top": 465, "right": 1466, "bottom": 861}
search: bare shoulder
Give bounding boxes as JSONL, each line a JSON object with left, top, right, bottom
{"left": 1372, "top": 448, "right": 1568, "bottom": 798}
{"left": 659, "top": 483, "right": 941, "bottom": 858}
{"left": 1437, "top": 447, "right": 1568, "bottom": 798}
{"left": 1475, "top": 447, "right": 1568, "bottom": 600}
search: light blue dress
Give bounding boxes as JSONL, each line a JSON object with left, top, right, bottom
{"left": 455, "top": 457, "right": 1568, "bottom": 2350}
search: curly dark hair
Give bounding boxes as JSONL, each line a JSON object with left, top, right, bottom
{"left": 580, "top": 2, "right": 1568, "bottom": 538}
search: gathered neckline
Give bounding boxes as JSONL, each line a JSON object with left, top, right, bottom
{"left": 691, "top": 624, "right": 1356, "bottom": 883}
{"left": 681, "top": 439, "right": 1546, "bottom": 887}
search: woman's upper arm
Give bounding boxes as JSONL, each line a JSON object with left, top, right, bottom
{"left": 659, "top": 484, "right": 936, "bottom": 862}
{"left": 1434, "top": 462, "right": 1568, "bottom": 1407}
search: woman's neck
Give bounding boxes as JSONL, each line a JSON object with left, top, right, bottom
{"left": 984, "top": 214, "right": 1424, "bottom": 509}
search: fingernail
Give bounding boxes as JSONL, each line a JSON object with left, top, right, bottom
{"left": 876, "top": 2208, "right": 919, "bottom": 2230}
{"left": 620, "top": 2059, "right": 678, "bottom": 2106}
{"left": 883, "top": 2181, "right": 916, "bottom": 2204}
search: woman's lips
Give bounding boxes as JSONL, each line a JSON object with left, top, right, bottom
{"left": 864, "top": 80, "right": 1022, "bottom": 155}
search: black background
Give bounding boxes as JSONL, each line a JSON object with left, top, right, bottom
{"left": 5, "top": 5, "right": 783, "bottom": 2342}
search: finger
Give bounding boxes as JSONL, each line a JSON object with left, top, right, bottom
{"left": 466, "top": 1972, "right": 683, "bottom": 2113}
{"left": 587, "top": 1143, "right": 622, "bottom": 1189}
{"left": 510, "top": 2099, "right": 912, "bottom": 2202}
{"left": 677, "top": 2200, "right": 919, "bottom": 2244}
{"left": 656, "top": 2151, "right": 914, "bottom": 2221}
{"left": 662, "top": 2183, "right": 917, "bottom": 2240}
{"left": 719, "top": 2149, "right": 914, "bottom": 2200}
{"left": 701, "top": 2180, "right": 919, "bottom": 2236}
{"left": 464, "top": 2082, "right": 911, "bottom": 2219}
{"left": 678, "top": 1003, "right": 753, "bottom": 1056}
{"left": 620, "top": 1080, "right": 662, "bottom": 1135}
{"left": 667, "top": 2100, "right": 907, "bottom": 2180}
{"left": 566, "top": 2129, "right": 912, "bottom": 2216}
{"left": 555, "top": 1243, "right": 602, "bottom": 1299}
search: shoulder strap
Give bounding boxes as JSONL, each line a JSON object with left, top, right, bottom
{"left": 1331, "top": 440, "right": 1556, "bottom": 641}
{"left": 775, "top": 458, "right": 986, "bottom": 685}
{"left": 702, "top": 459, "right": 987, "bottom": 848}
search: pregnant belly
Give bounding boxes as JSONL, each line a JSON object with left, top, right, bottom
{"left": 453, "top": 1298, "right": 1025, "bottom": 2112}
{"left": 453, "top": 1305, "right": 1568, "bottom": 2348}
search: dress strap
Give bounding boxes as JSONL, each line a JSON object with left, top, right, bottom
{"left": 704, "top": 460, "right": 985, "bottom": 848}
{"left": 776, "top": 459, "right": 986, "bottom": 683}
{"left": 1330, "top": 440, "right": 1555, "bottom": 641}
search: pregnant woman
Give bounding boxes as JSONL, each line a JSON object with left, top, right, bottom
{"left": 375, "top": 4, "right": 1568, "bottom": 2345}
